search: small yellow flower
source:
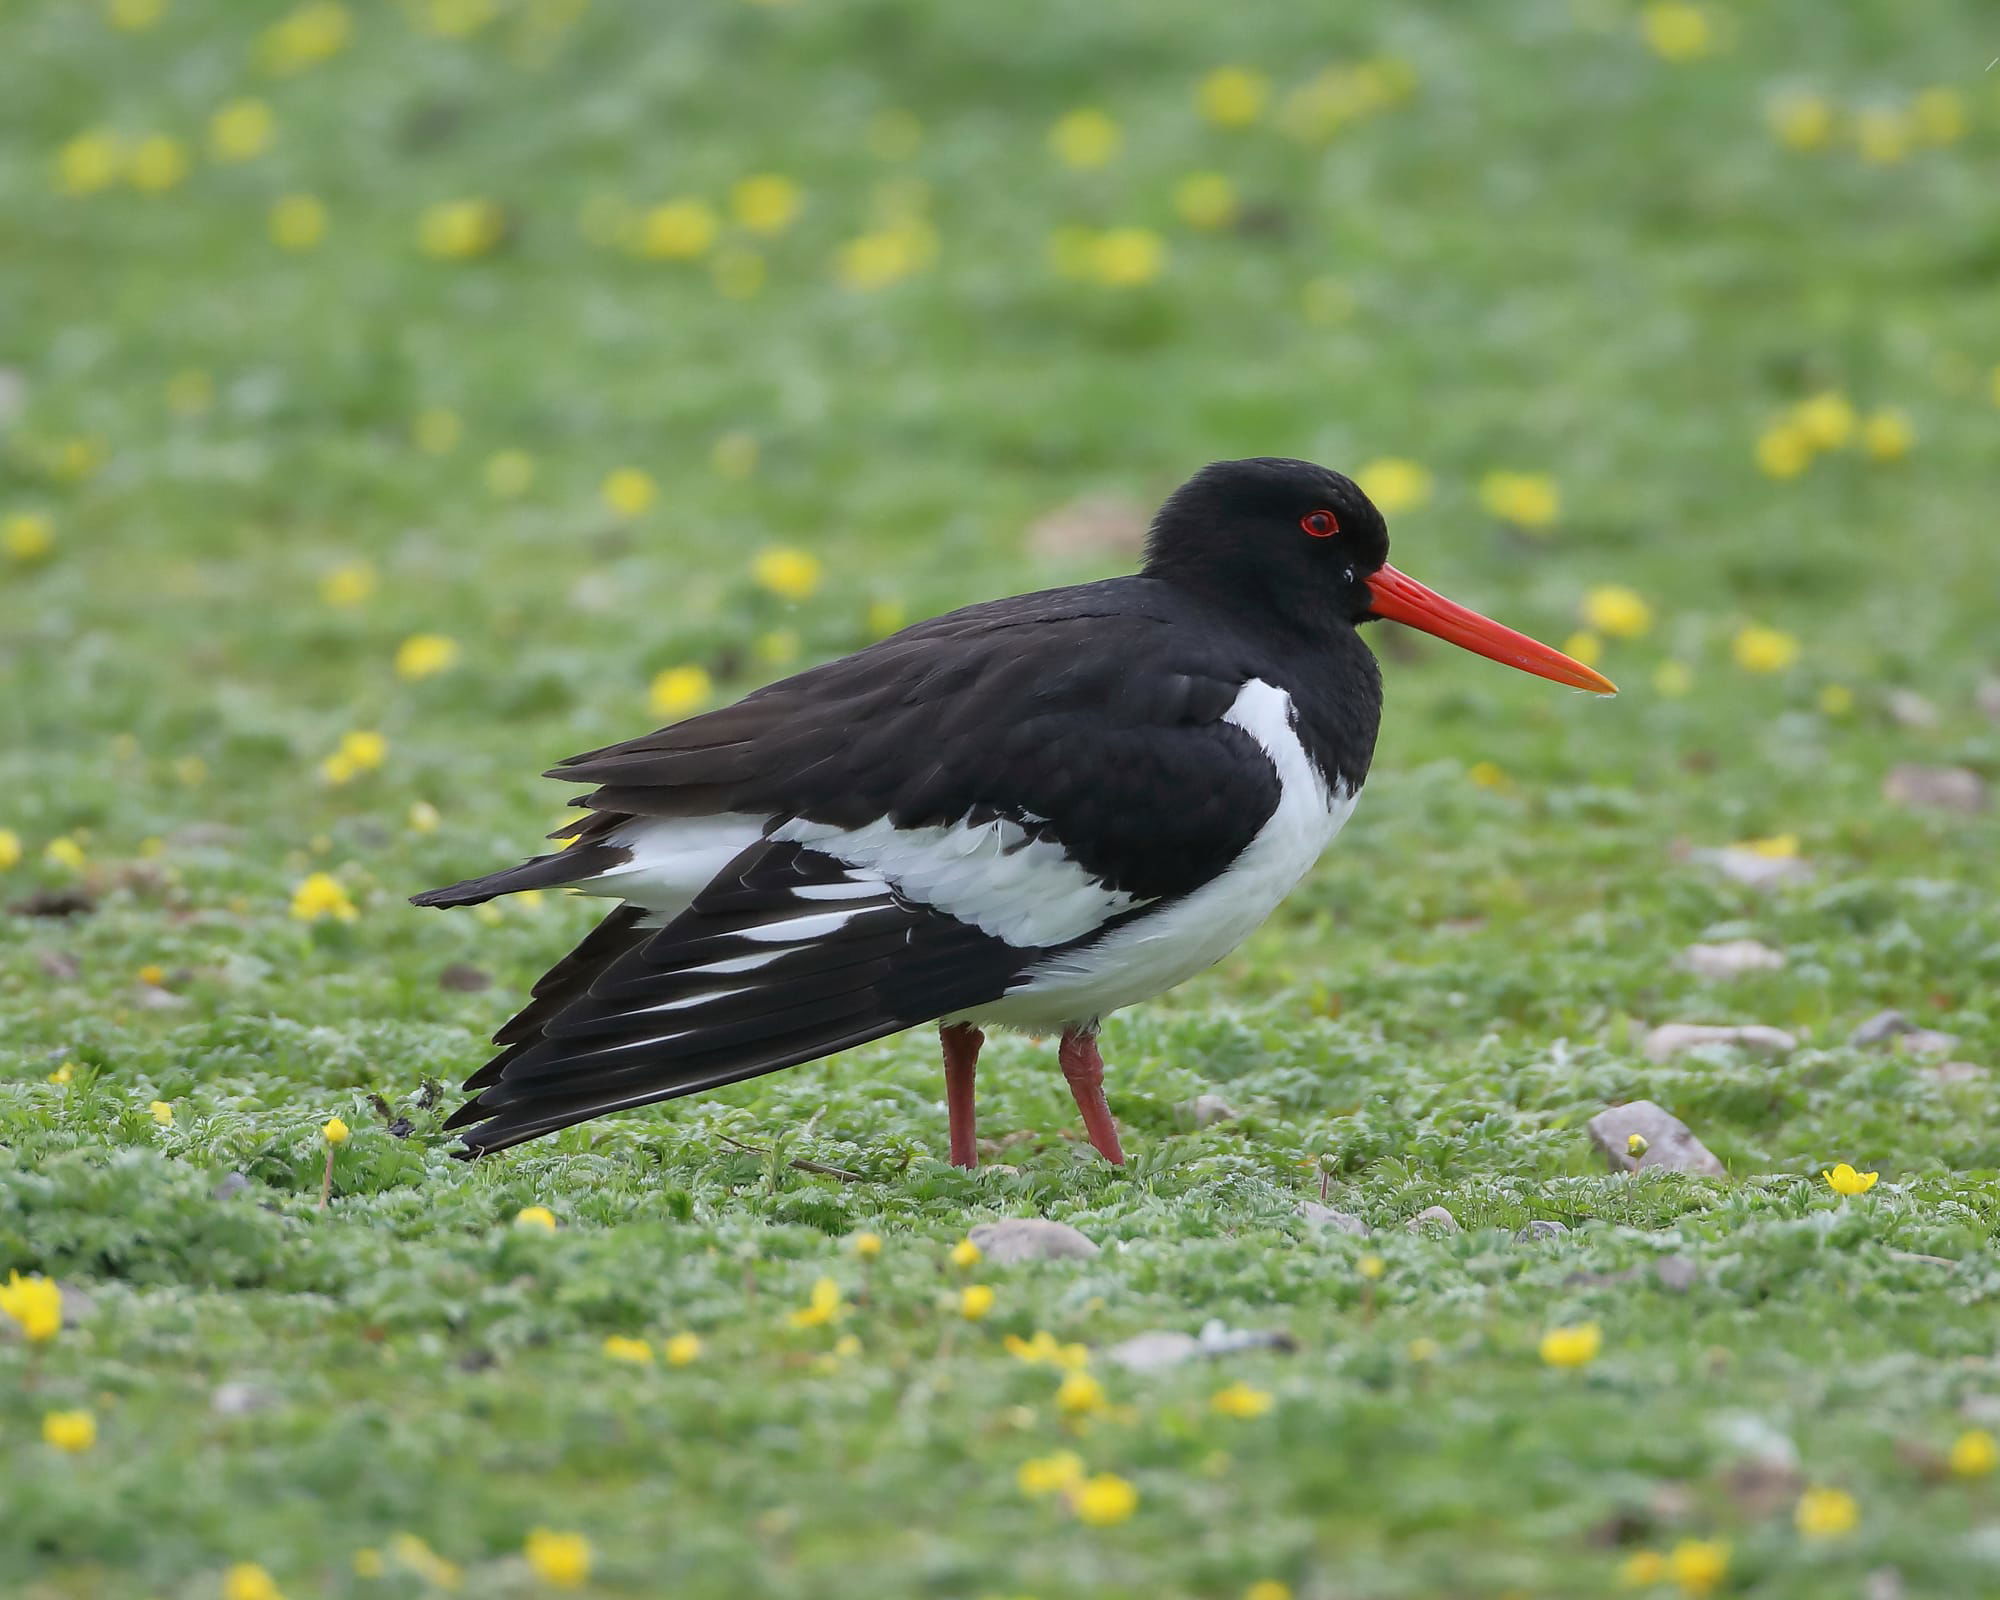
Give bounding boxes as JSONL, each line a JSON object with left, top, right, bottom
{"left": 1653, "top": 660, "right": 1694, "bottom": 698}
{"left": 1950, "top": 1429, "right": 1998, "bottom": 1478}
{"left": 290, "top": 871, "right": 357, "bottom": 923}
{"left": 1732, "top": 624, "right": 1800, "bottom": 675}
{"left": 1855, "top": 106, "right": 1910, "bottom": 166}
{"left": 481, "top": 449, "right": 536, "bottom": 498}
{"left": 1050, "top": 108, "right": 1121, "bottom": 168}
{"left": 352, "top": 1548, "right": 385, "bottom": 1579}
{"left": 850, "top": 1231, "right": 883, "bottom": 1260}
{"left": 601, "top": 466, "right": 657, "bottom": 518}
{"left": 648, "top": 665, "right": 712, "bottom": 719}
{"left": 269, "top": 193, "right": 328, "bottom": 251}
{"left": 412, "top": 408, "right": 462, "bottom": 455}
{"left": 1056, "top": 1371, "right": 1107, "bottom": 1416}
{"left": 45, "top": 836, "right": 87, "bottom": 872}
{"left": 836, "top": 225, "right": 931, "bottom": 291}
{"left": 320, "top": 729, "right": 388, "bottom": 786}
{"left": 41, "top": 1409, "right": 96, "bottom": 1452}
{"left": 1667, "top": 1539, "right": 1728, "bottom": 1598}
{"left": 753, "top": 546, "right": 822, "bottom": 602}
{"left": 1211, "top": 1381, "right": 1275, "bottom": 1419}
{"left": 1562, "top": 631, "right": 1604, "bottom": 669}
{"left": 1768, "top": 92, "right": 1834, "bottom": 151}
{"left": 1072, "top": 1471, "right": 1139, "bottom": 1525}
{"left": 1860, "top": 409, "right": 1913, "bottom": 462}
{"left": 602, "top": 1334, "right": 654, "bottom": 1364}
{"left": 128, "top": 134, "right": 190, "bottom": 192}
{"left": 110, "top": 0, "right": 167, "bottom": 29}
{"left": 1754, "top": 421, "right": 1811, "bottom": 479}
{"left": 1817, "top": 683, "right": 1854, "bottom": 717}
{"left": 1174, "top": 172, "right": 1239, "bottom": 231}
{"left": 949, "top": 1237, "right": 983, "bottom": 1269}
{"left": 55, "top": 128, "right": 125, "bottom": 194}
{"left": 1198, "top": 66, "right": 1269, "bottom": 127}
{"left": 788, "top": 1276, "right": 842, "bottom": 1328}
{"left": 1739, "top": 833, "right": 1799, "bottom": 859}
{"left": 1539, "top": 1321, "right": 1603, "bottom": 1368}
{"left": 1017, "top": 1450, "right": 1086, "bottom": 1497}
{"left": 1794, "top": 391, "right": 1856, "bottom": 450}
{"left": 0, "top": 829, "right": 20, "bottom": 871}
{"left": 407, "top": 801, "right": 442, "bottom": 834}
{"left": 1245, "top": 1585, "right": 1292, "bottom": 1600}
{"left": 258, "top": 1, "right": 351, "bottom": 74}
{"left": 1478, "top": 470, "right": 1560, "bottom": 531}
{"left": 1090, "top": 227, "right": 1166, "bottom": 287}
{"left": 1406, "top": 1337, "right": 1441, "bottom": 1363}
{"left": 523, "top": 1528, "right": 592, "bottom": 1589}
{"left": 323, "top": 1116, "right": 351, "bottom": 1146}
{"left": 1353, "top": 458, "right": 1432, "bottom": 516}
{"left": 223, "top": 1563, "right": 285, "bottom": 1600}
{"left": 664, "top": 1331, "right": 702, "bottom": 1366}
{"left": 48, "top": 436, "right": 104, "bottom": 483}
{"left": 1640, "top": 2, "right": 1713, "bottom": 63}
{"left": 1582, "top": 584, "right": 1653, "bottom": 639}
{"left": 150, "top": 1099, "right": 175, "bottom": 1125}
{"left": 1911, "top": 87, "right": 1967, "bottom": 146}
{"left": 1822, "top": 1162, "right": 1878, "bottom": 1197}
{"left": 49, "top": 1061, "right": 76, "bottom": 1085}
{"left": 635, "top": 199, "right": 718, "bottom": 260}
{"left": 514, "top": 1205, "right": 558, "bottom": 1231}
{"left": 959, "top": 1284, "right": 996, "bottom": 1320}
{"left": 321, "top": 561, "right": 376, "bottom": 607}
{"left": 395, "top": 633, "right": 461, "bottom": 681}
{"left": 1618, "top": 1550, "right": 1667, "bottom": 1587}
{"left": 4, "top": 512, "right": 55, "bottom": 562}
{"left": 210, "top": 98, "right": 275, "bottom": 161}
{"left": 1357, "top": 1253, "right": 1386, "bottom": 1280}
{"left": 1795, "top": 1485, "right": 1858, "bottom": 1538}
{"left": 418, "top": 199, "right": 505, "bottom": 260}
{"left": 1627, "top": 1132, "right": 1650, "bottom": 1158}
{"left": 1, "top": 1272, "right": 62, "bottom": 1342}
{"left": 731, "top": 174, "right": 801, "bottom": 234}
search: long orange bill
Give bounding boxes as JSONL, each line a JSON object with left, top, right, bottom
{"left": 1366, "top": 563, "right": 1618, "bottom": 695}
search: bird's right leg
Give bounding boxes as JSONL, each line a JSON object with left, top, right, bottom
{"left": 940, "top": 1022, "right": 984, "bottom": 1169}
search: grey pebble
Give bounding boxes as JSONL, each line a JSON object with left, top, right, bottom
{"left": 966, "top": 1217, "right": 1099, "bottom": 1263}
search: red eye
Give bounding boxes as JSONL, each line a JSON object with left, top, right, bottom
{"left": 1301, "top": 510, "right": 1339, "bottom": 538}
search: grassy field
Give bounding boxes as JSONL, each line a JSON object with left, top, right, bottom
{"left": 6, "top": 1, "right": 2000, "bottom": 1595}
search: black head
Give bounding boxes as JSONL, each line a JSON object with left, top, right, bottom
{"left": 1142, "top": 457, "right": 1390, "bottom": 634}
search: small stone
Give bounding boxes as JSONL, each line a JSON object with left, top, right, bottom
{"left": 1105, "top": 1331, "right": 1201, "bottom": 1374}
{"left": 1026, "top": 496, "right": 1150, "bottom": 562}
{"left": 1587, "top": 1101, "right": 1727, "bottom": 1176}
{"left": 1977, "top": 677, "right": 2000, "bottom": 724}
{"left": 211, "top": 1381, "right": 280, "bottom": 1416}
{"left": 37, "top": 950, "right": 82, "bottom": 980}
{"left": 1643, "top": 1023, "right": 1797, "bottom": 1062}
{"left": 1405, "top": 1205, "right": 1460, "bottom": 1234}
{"left": 1863, "top": 1567, "right": 1907, "bottom": 1600}
{"left": 1692, "top": 847, "right": 1813, "bottom": 889}
{"left": 1886, "top": 689, "right": 1940, "bottom": 729}
{"left": 1653, "top": 1256, "right": 1700, "bottom": 1292}
{"left": 1682, "top": 939, "right": 1786, "bottom": 979}
{"left": 1896, "top": 1028, "right": 1960, "bottom": 1058}
{"left": 1883, "top": 764, "right": 1989, "bottom": 815}
{"left": 438, "top": 963, "right": 492, "bottom": 992}
{"left": 1849, "top": 1009, "right": 1915, "bottom": 1047}
{"left": 1179, "top": 1093, "right": 1239, "bottom": 1127}
{"left": 1295, "top": 1202, "right": 1370, "bottom": 1237}
{"left": 212, "top": 1172, "right": 252, "bottom": 1201}
{"left": 132, "top": 983, "right": 189, "bottom": 1010}
{"left": 1196, "top": 1320, "right": 1297, "bottom": 1356}
{"left": 1513, "top": 1220, "right": 1570, "bottom": 1243}
{"left": 1924, "top": 1061, "right": 1988, "bottom": 1087}
{"left": 965, "top": 1217, "right": 1099, "bottom": 1264}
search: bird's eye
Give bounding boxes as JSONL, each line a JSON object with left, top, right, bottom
{"left": 1301, "top": 510, "right": 1339, "bottom": 538}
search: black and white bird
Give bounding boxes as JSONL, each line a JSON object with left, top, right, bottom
{"left": 415, "top": 457, "right": 1614, "bottom": 1167}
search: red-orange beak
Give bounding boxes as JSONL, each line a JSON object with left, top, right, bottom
{"left": 1366, "top": 564, "right": 1617, "bottom": 695}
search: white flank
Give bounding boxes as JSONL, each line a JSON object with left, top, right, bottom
{"left": 959, "top": 678, "right": 1358, "bottom": 1030}
{"left": 577, "top": 812, "right": 766, "bottom": 917}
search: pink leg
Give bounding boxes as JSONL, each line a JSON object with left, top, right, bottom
{"left": 941, "top": 1023, "right": 984, "bottom": 1170}
{"left": 1058, "top": 1028, "right": 1125, "bottom": 1166}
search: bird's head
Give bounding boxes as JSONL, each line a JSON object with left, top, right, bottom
{"left": 1144, "top": 456, "right": 1616, "bottom": 694}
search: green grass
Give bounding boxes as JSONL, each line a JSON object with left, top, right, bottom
{"left": 6, "top": 1, "right": 2000, "bottom": 1595}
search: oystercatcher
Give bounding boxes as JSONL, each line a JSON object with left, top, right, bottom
{"left": 415, "top": 457, "right": 1613, "bottom": 1166}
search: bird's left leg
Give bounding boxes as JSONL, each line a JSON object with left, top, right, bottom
{"left": 1058, "top": 1026, "right": 1125, "bottom": 1166}
{"left": 940, "top": 1022, "right": 984, "bottom": 1170}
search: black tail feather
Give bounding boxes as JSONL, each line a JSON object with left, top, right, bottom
{"left": 409, "top": 842, "right": 628, "bottom": 909}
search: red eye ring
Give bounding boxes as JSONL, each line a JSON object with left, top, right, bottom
{"left": 1301, "top": 510, "right": 1339, "bottom": 538}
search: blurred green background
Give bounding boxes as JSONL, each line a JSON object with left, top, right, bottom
{"left": 5, "top": 2, "right": 2000, "bottom": 1597}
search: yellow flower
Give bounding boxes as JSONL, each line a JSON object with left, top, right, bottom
{"left": 1817, "top": 683, "right": 1854, "bottom": 716}
{"left": 110, "top": 0, "right": 167, "bottom": 29}
{"left": 321, "top": 730, "right": 388, "bottom": 786}
{"left": 150, "top": 1099, "right": 175, "bottom": 1126}
{"left": 1245, "top": 1585, "right": 1292, "bottom": 1600}
{"left": 1794, "top": 391, "right": 1856, "bottom": 450}
{"left": 258, "top": 2, "right": 351, "bottom": 74}
{"left": 0, "top": 1271, "right": 62, "bottom": 1342}
{"left": 48, "top": 436, "right": 105, "bottom": 483}
{"left": 1004, "top": 1330, "right": 1090, "bottom": 1370}
{"left": 352, "top": 1549, "right": 385, "bottom": 1579}
{"left": 224, "top": 1563, "right": 285, "bottom": 1600}
{"left": 1640, "top": 2, "right": 1713, "bottom": 62}
{"left": 648, "top": 665, "right": 712, "bottom": 719}
{"left": 788, "top": 1276, "right": 842, "bottom": 1328}
{"left": 1653, "top": 660, "right": 1694, "bottom": 698}
{"left": 1911, "top": 87, "right": 1967, "bottom": 146}
{"left": 1211, "top": 1381, "right": 1275, "bottom": 1419}
{"left": 1627, "top": 1132, "right": 1650, "bottom": 1158}
{"left": 1860, "top": 409, "right": 1913, "bottom": 462}
{"left": 128, "top": 134, "right": 190, "bottom": 192}
{"left": 1855, "top": 107, "right": 1910, "bottom": 166}
{"left": 1582, "top": 584, "right": 1653, "bottom": 639}
{"left": 4, "top": 512, "right": 55, "bottom": 562}
{"left": 1667, "top": 1539, "right": 1728, "bottom": 1598}
{"left": 1823, "top": 1162, "right": 1878, "bottom": 1196}
{"left": 731, "top": 174, "right": 801, "bottom": 234}
{"left": 395, "top": 633, "right": 461, "bottom": 680}
{"left": 1738, "top": 833, "right": 1799, "bottom": 859}
{"left": 138, "top": 961, "right": 164, "bottom": 986}
{"left": 959, "top": 1284, "right": 996, "bottom": 1320}
{"left": 1562, "top": 631, "right": 1604, "bottom": 668}
{"left": 408, "top": 801, "right": 441, "bottom": 834}
{"left": 418, "top": 199, "right": 505, "bottom": 260}
{"left": 49, "top": 1061, "right": 76, "bottom": 1085}
{"left": 1732, "top": 624, "right": 1800, "bottom": 674}
{"left": 1357, "top": 1253, "right": 1386, "bottom": 1280}
{"left": 664, "top": 1331, "right": 702, "bottom": 1366}
{"left": 420, "top": 0, "right": 497, "bottom": 38}
{"left": 1174, "top": 173, "right": 1239, "bottom": 231}
{"left": 56, "top": 129, "right": 125, "bottom": 195}
{"left": 1354, "top": 458, "right": 1432, "bottom": 516}
{"left": 1478, "top": 470, "right": 1560, "bottom": 530}
{"left": 753, "top": 546, "right": 822, "bottom": 602}
{"left": 1768, "top": 92, "right": 1834, "bottom": 151}
{"left": 514, "top": 1205, "right": 557, "bottom": 1231}
{"left": 1795, "top": 1486, "right": 1858, "bottom": 1538}
{"left": 1539, "top": 1321, "right": 1602, "bottom": 1368}
{"left": 484, "top": 449, "right": 536, "bottom": 497}
{"left": 1467, "top": 760, "right": 1509, "bottom": 791}
{"left": 1618, "top": 1550, "right": 1667, "bottom": 1587}
{"left": 1198, "top": 66, "right": 1269, "bottom": 127}
{"left": 323, "top": 1116, "right": 351, "bottom": 1146}
{"left": 850, "top": 1231, "right": 883, "bottom": 1260}
{"left": 0, "top": 829, "right": 20, "bottom": 871}
{"left": 635, "top": 199, "right": 718, "bottom": 260}
{"left": 1072, "top": 1472, "right": 1139, "bottom": 1525}
{"left": 712, "top": 247, "right": 766, "bottom": 300}
{"left": 1050, "top": 108, "right": 1121, "bottom": 168}
{"left": 836, "top": 227, "right": 926, "bottom": 291}
{"left": 523, "top": 1529, "right": 592, "bottom": 1590}
{"left": 1017, "top": 1450, "right": 1086, "bottom": 1497}
{"left": 321, "top": 561, "right": 375, "bottom": 607}
{"left": 290, "top": 871, "right": 357, "bottom": 923}
{"left": 1090, "top": 227, "right": 1167, "bottom": 288}
{"left": 269, "top": 193, "right": 328, "bottom": 251}
{"left": 412, "top": 408, "right": 462, "bottom": 455}
{"left": 43, "top": 1409, "right": 96, "bottom": 1452}
{"left": 1754, "top": 422, "right": 1811, "bottom": 479}
{"left": 1950, "top": 1429, "right": 1998, "bottom": 1478}
{"left": 603, "top": 1334, "right": 654, "bottom": 1364}
{"left": 1056, "top": 1371, "right": 1107, "bottom": 1416}
{"left": 210, "top": 99, "right": 275, "bottom": 162}
{"left": 711, "top": 431, "right": 758, "bottom": 481}
{"left": 45, "top": 835, "right": 87, "bottom": 872}
{"left": 601, "top": 466, "right": 657, "bottom": 518}
{"left": 949, "top": 1237, "right": 982, "bottom": 1269}
{"left": 1406, "top": 1337, "right": 1441, "bottom": 1363}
